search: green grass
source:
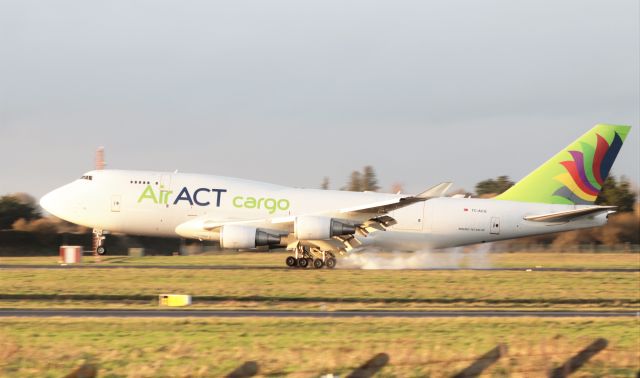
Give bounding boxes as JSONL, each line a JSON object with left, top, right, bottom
{"left": 1, "top": 268, "right": 638, "bottom": 310}
{"left": 1, "top": 251, "right": 639, "bottom": 269}
{"left": 1, "top": 317, "right": 638, "bottom": 377}
{"left": 1, "top": 253, "right": 638, "bottom": 376}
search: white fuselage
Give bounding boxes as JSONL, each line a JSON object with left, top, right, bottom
{"left": 40, "top": 170, "right": 608, "bottom": 250}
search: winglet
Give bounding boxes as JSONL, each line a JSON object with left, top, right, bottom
{"left": 416, "top": 182, "right": 453, "bottom": 199}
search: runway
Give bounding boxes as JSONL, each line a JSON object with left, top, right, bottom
{"left": 1, "top": 264, "right": 637, "bottom": 272}
{"left": 0, "top": 309, "right": 637, "bottom": 318}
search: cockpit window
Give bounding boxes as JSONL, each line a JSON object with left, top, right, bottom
{"left": 80, "top": 175, "right": 93, "bottom": 180}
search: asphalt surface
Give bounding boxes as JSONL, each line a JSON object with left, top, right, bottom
{"left": 0, "top": 309, "right": 637, "bottom": 318}
{"left": 1, "top": 264, "right": 638, "bottom": 272}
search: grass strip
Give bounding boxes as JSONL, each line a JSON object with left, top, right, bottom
{"left": 1, "top": 317, "right": 638, "bottom": 377}
{"left": 2, "top": 269, "right": 637, "bottom": 303}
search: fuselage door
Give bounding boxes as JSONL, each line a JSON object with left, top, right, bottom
{"left": 111, "top": 195, "right": 122, "bottom": 212}
{"left": 159, "top": 174, "right": 172, "bottom": 208}
{"left": 160, "top": 175, "right": 172, "bottom": 192}
{"left": 391, "top": 203, "right": 425, "bottom": 231}
{"left": 490, "top": 217, "right": 500, "bottom": 235}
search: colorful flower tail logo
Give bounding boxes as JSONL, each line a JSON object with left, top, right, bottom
{"left": 553, "top": 132, "right": 624, "bottom": 204}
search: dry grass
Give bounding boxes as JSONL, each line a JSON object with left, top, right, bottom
{"left": 1, "top": 251, "right": 639, "bottom": 269}
{"left": 0, "top": 317, "right": 638, "bottom": 377}
{"left": 484, "top": 252, "right": 640, "bottom": 269}
{"left": 3, "top": 299, "right": 637, "bottom": 312}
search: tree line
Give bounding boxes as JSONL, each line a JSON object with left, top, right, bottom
{"left": 472, "top": 174, "right": 637, "bottom": 212}
{"left": 322, "top": 166, "right": 636, "bottom": 213}
{"left": 321, "top": 165, "right": 381, "bottom": 192}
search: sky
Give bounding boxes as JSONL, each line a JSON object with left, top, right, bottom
{"left": 1, "top": 0, "right": 638, "bottom": 199}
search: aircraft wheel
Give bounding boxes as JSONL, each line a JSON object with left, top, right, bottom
{"left": 96, "top": 246, "right": 107, "bottom": 255}
{"left": 297, "top": 257, "right": 309, "bottom": 268}
{"left": 325, "top": 257, "right": 336, "bottom": 269}
{"left": 285, "top": 256, "right": 297, "bottom": 267}
{"left": 313, "top": 258, "right": 324, "bottom": 269}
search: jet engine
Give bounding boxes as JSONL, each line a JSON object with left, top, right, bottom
{"left": 294, "top": 216, "right": 357, "bottom": 240}
{"left": 219, "top": 225, "right": 282, "bottom": 249}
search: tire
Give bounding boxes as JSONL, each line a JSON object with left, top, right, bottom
{"left": 325, "top": 257, "right": 336, "bottom": 269}
{"left": 285, "top": 256, "right": 297, "bottom": 267}
{"left": 297, "top": 257, "right": 309, "bottom": 268}
{"left": 96, "top": 246, "right": 106, "bottom": 255}
{"left": 313, "top": 258, "right": 324, "bottom": 269}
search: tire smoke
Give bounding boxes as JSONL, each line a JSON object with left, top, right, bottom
{"left": 340, "top": 243, "right": 493, "bottom": 270}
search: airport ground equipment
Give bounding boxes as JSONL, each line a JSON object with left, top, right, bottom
{"left": 59, "top": 246, "right": 82, "bottom": 264}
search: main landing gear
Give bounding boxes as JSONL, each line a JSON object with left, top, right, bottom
{"left": 285, "top": 246, "right": 337, "bottom": 269}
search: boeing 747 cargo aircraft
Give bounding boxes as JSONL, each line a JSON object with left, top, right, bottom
{"left": 40, "top": 124, "right": 630, "bottom": 268}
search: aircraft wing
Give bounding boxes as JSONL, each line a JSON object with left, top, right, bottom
{"left": 175, "top": 217, "right": 291, "bottom": 240}
{"left": 196, "top": 214, "right": 397, "bottom": 234}
{"left": 338, "top": 182, "right": 452, "bottom": 215}
{"left": 175, "top": 182, "right": 452, "bottom": 246}
{"left": 523, "top": 206, "right": 616, "bottom": 222}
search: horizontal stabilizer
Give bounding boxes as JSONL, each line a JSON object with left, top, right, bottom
{"left": 523, "top": 206, "right": 616, "bottom": 222}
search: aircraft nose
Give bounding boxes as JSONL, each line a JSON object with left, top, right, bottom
{"left": 40, "top": 185, "right": 77, "bottom": 221}
{"left": 40, "top": 189, "right": 62, "bottom": 218}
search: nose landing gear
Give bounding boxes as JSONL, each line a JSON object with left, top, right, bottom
{"left": 93, "top": 229, "right": 107, "bottom": 256}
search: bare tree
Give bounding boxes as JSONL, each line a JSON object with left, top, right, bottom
{"left": 346, "top": 171, "right": 363, "bottom": 191}
{"left": 320, "top": 177, "right": 330, "bottom": 190}
{"left": 362, "top": 166, "right": 380, "bottom": 192}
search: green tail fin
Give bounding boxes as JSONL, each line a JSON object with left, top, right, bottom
{"left": 495, "top": 124, "right": 631, "bottom": 205}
